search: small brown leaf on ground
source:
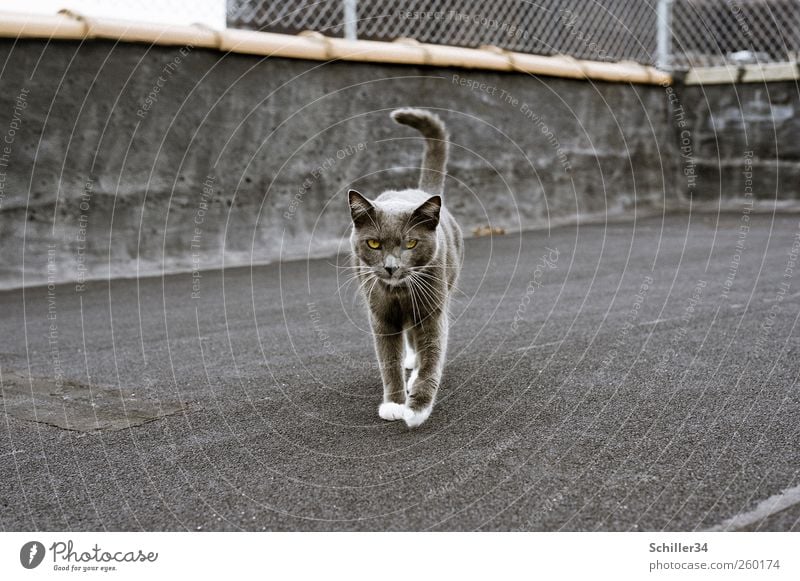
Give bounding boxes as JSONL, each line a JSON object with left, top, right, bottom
{"left": 472, "top": 225, "right": 506, "bottom": 237}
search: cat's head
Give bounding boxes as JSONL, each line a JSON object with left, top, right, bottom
{"left": 348, "top": 189, "right": 440, "bottom": 286}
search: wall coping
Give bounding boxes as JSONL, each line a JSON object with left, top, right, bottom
{"left": 0, "top": 9, "right": 672, "bottom": 86}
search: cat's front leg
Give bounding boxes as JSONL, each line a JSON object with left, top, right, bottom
{"left": 404, "top": 314, "right": 448, "bottom": 427}
{"left": 372, "top": 319, "right": 406, "bottom": 421}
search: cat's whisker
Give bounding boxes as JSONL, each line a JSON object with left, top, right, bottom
{"left": 335, "top": 271, "right": 366, "bottom": 295}
{"left": 336, "top": 269, "right": 364, "bottom": 282}
{"left": 408, "top": 274, "right": 440, "bottom": 310}
{"left": 350, "top": 275, "right": 377, "bottom": 307}
{"left": 338, "top": 270, "right": 380, "bottom": 302}
{"left": 407, "top": 278, "right": 424, "bottom": 324}
{"left": 370, "top": 275, "right": 381, "bottom": 296}
{"left": 410, "top": 270, "right": 469, "bottom": 299}
{"left": 359, "top": 274, "right": 378, "bottom": 294}
{"left": 417, "top": 283, "right": 449, "bottom": 312}
{"left": 408, "top": 276, "right": 441, "bottom": 326}
{"left": 418, "top": 281, "right": 443, "bottom": 308}
{"left": 416, "top": 273, "right": 468, "bottom": 297}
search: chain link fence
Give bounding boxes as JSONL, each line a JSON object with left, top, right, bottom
{"left": 227, "top": 0, "right": 800, "bottom": 70}
{"left": 673, "top": 0, "right": 800, "bottom": 67}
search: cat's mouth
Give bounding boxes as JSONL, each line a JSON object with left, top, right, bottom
{"left": 378, "top": 274, "right": 406, "bottom": 287}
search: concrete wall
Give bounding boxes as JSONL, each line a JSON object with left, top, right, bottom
{"left": 1, "top": 39, "right": 787, "bottom": 289}
{"left": 673, "top": 81, "right": 800, "bottom": 202}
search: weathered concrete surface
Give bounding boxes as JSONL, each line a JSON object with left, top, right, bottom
{"left": 2, "top": 40, "right": 798, "bottom": 291}
{"left": 0, "top": 371, "right": 184, "bottom": 432}
{"left": 0, "top": 39, "right": 677, "bottom": 289}
{"left": 674, "top": 81, "right": 800, "bottom": 201}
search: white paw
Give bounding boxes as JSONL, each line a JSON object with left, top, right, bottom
{"left": 403, "top": 350, "right": 418, "bottom": 370}
{"left": 378, "top": 402, "right": 406, "bottom": 421}
{"left": 402, "top": 405, "right": 432, "bottom": 428}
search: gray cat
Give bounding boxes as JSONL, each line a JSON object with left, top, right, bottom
{"left": 347, "top": 108, "right": 463, "bottom": 427}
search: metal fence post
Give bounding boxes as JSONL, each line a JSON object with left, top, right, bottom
{"left": 656, "top": 0, "right": 673, "bottom": 70}
{"left": 343, "top": 0, "right": 357, "bottom": 40}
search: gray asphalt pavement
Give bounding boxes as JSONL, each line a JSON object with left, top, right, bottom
{"left": 1, "top": 212, "right": 799, "bottom": 531}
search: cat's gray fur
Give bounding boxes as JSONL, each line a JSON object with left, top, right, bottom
{"left": 348, "top": 108, "right": 463, "bottom": 427}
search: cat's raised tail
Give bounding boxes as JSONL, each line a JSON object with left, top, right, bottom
{"left": 390, "top": 108, "right": 449, "bottom": 196}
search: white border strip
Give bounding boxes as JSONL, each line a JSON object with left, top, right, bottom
{"left": 685, "top": 61, "right": 799, "bottom": 85}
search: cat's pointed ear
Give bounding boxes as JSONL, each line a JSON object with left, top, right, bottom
{"left": 348, "top": 189, "right": 374, "bottom": 224}
{"left": 410, "top": 195, "right": 441, "bottom": 229}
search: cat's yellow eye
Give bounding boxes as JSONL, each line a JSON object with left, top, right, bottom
{"left": 367, "top": 239, "right": 381, "bottom": 249}
{"left": 405, "top": 239, "right": 418, "bottom": 249}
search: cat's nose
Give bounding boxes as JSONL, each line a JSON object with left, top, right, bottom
{"left": 385, "top": 266, "right": 398, "bottom": 276}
